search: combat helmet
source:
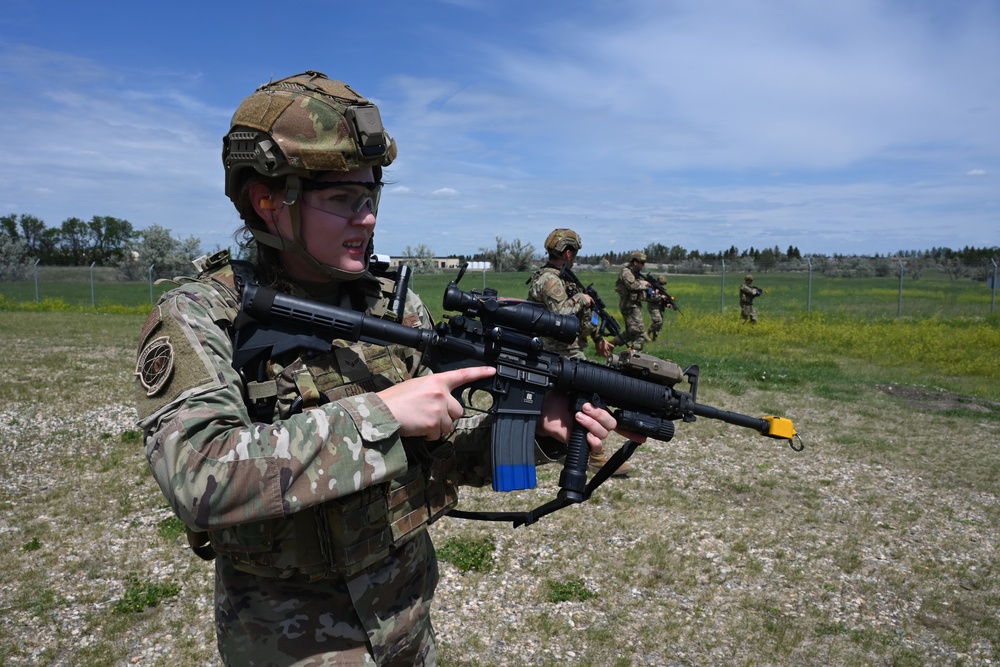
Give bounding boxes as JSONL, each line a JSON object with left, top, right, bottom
{"left": 222, "top": 71, "right": 397, "bottom": 279}
{"left": 544, "top": 228, "right": 583, "bottom": 254}
{"left": 630, "top": 251, "right": 647, "bottom": 263}
{"left": 745, "top": 274, "right": 754, "bottom": 282}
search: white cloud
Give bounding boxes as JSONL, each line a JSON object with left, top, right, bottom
{"left": 3, "top": 1, "right": 998, "bottom": 257}
{"left": 479, "top": 2, "right": 1000, "bottom": 174}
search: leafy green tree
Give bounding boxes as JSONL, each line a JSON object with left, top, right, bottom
{"left": 19, "top": 215, "right": 47, "bottom": 256}
{"left": 0, "top": 230, "right": 33, "bottom": 281}
{"left": 642, "top": 243, "right": 689, "bottom": 262}
{"left": 121, "top": 224, "right": 203, "bottom": 280}
{"left": 57, "top": 217, "right": 93, "bottom": 265}
{"left": 758, "top": 248, "right": 777, "bottom": 272}
{"left": 0, "top": 214, "right": 16, "bottom": 238}
{"left": 506, "top": 238, "right": 536, "bottom": 271}
{"left": 38, "top": 227, "right": 61, "bottom": 263}
{"left": 642, "top": 242, "right": 668, "bottom": 262}
{"left": 401, "top": 244, "right": 436, "bottom": 273}
{"left": 1, "top": 214, "right": 48, "bottom": 258}
{"left": 477, "top": 236, "right": 536, "bottom": 272}
{"left": 87, "top": 215, "right": 137, "bottom": 265}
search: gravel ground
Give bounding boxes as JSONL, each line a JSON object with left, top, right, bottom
{"left": 1, "top": 384, "right": 997, "bottom": 666}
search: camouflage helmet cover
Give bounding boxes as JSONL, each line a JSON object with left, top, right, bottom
{"left": 223, "top": 71, "right": 397, "bottom": 202}
{"left": 746, "top": 274, "right": 754, "bottom": 282}
{"left": 544, "top": 228, "right": 583, "bottom": 254}
{"left": 630, "top": 251, "right": 647, "bottom": 262}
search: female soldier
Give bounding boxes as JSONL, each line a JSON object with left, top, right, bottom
{"left": 134, "top": 71, "right": 634, "bottom": 666}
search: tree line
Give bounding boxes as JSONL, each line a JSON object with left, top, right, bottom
{"left": 2, "top": 213, "right": 997, "bottom": 282}
{"left": 467, "top": 237, "right": 998, "bottom": 281}
{"left": 1, "top": 213, "right": 207, "bottom": 282}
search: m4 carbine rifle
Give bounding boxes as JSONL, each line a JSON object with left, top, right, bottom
{"left": 234, "top": 264, "right": 803, "bottom": 526}
{"left": 636, "top": 270, "right": 681, "bottom": 313}
{"left": 557, "top": 265, "right": 625, "bottom": 345}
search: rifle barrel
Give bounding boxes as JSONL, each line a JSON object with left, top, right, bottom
{"left": 691, "top": 403, "right": 768, "bottom": 433}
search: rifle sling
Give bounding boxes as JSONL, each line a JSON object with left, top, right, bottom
{"left": 447, "top": 439, "right": 642, "bottom": 527}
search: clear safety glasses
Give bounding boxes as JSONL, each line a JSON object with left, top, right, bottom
{"left": 300, "top": 180, "right": 382, "bottom": 219}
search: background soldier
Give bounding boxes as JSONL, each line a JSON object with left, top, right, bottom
{"left": 526, "top": 229, "right": 614, "bottom": 360}
{"left": 133, "top": 71, "right": 633, "bottom": 666}
{"left": 646, "top": 273, "right": 669, "bottom": 341}
{"left": 527, "top": 228, "right": 630, "bottom": 475}
{"left": 740, "top": 273, "right": 762, "bottom": 324}
{"left": 616, "top": 251, "right": 651, "bottom": 349}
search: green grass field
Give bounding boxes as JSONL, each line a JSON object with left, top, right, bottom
{"left": 0, "top": 272, "right": 998, "bottom": 665}
{"left": 411, "top": 270, "right": 1000, "bottom": 401}
{"left": 2, "top": 266, "right": 998, "bottom": 319}
{"left": 4, "top": 270, "right": 999, "bottom": 406}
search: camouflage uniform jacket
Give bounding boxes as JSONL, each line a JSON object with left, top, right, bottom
{"left": 615, "top": 264, "right": 649, "bottom": 306}
{"left": 134, "top": 259, "right": 492, "bottom": 664}
{"left": 740, "top": 282, "right": 758, "bottom": 307}
{"left": 526, "top": 264, "right": 600, "bottom": 358}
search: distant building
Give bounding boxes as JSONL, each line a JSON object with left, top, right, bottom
{"left": 385, "top": 256, "right": 463, "bottom": 270}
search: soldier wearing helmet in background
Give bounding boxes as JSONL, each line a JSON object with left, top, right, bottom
{"left": 646, "top": 273, "right": 669, "bottom": 342}
{"left": 527, "top": 229, "right": 614, "bottom": 360}
{"left": 527, "top": 228, "right": 631, "bottom": 476}
{"left": 616, "top": 250, "right": 652, "bottom": 349}
{"left": 132, "top": 71, "right": 634, "bottom": 666}
{"left": 740, "top": 273, "right": 761, "bottom": 324}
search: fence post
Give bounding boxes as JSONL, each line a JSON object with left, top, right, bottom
{"left": 148, "top": 264, "right": 156, "bottom": 303}
{"left": 34, "top": 259, "right": 40, "bottom": 303}
{"left": 90, "top": 262, "right": 96, "bottom": 308}
{"left": 720, "top": 259, "right": 726, "bottom": 315}
{"left": 992, "top": 259, "right": 997, "bottom": 314}
{"left": 897, "top": 259, "right": 904, "bottom": 319}
{"left": 806, "top": 257, "right": 813, "bottom": 313}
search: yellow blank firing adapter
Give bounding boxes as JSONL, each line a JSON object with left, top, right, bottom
{"left": 761, "top": 416, "right": 804, "bottom": 451}
{"left": 762, "top": 416, "right": 796, "bottom": 440}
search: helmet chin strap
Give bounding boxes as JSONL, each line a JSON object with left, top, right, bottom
{"left": 251, "top": 173, "right": 369, "bottom": 282}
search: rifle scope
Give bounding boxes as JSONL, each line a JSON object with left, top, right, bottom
{"left": 443, "top": 282, "right": 579, "bottom": 344}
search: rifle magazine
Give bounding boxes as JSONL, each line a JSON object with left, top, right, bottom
{"left": 491, "top": 415, "right": 538, "bottom": 492}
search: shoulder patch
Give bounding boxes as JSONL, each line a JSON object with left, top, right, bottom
{"left": 136, "top": 336, "right": 175, "bottom": 397}
{"left": 134, "top": 288, "right": 228, "bottom": 422}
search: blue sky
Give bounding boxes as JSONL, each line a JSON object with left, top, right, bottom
{"left": 2, "top": 0, "right": 997, "bottom": 258}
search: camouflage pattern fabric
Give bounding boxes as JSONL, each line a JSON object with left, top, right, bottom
{"left": 214, "top": 541, "right": 437, "bottom": 666}
{"left": 740, "top": 282, "right": 759, "bottom": 324}
{"left": 646, "top": 299, "right": 664, "bottom": 340}
{"left": 615, "top": 264, "right": 649, "bottom": 349}
{"left": 134, "top": 266, "right": 491, "bottom": 666}
{"left": 229, "top": 71, "right": 396, "bottom": 175}
{"left": 526, "top": 265, "right": 599, "bottom": 360}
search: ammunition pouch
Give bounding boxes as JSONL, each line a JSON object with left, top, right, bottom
{"left": 206, "top": 441, "right": 458, "bottom": 579}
